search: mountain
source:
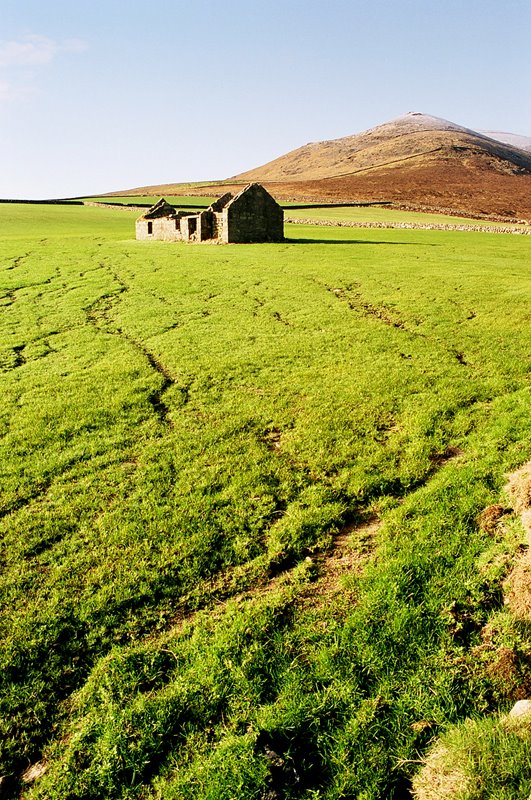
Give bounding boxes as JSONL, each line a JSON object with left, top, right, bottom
{"left": 481, "top": 131, "right": 531, "bottom": 153}
{"left": 232, "top": 113, "right": 531, "bottom": 183}
{"left": 225, "top": 113, "right": 531, "bottom": 220}
{"left": 112, "top": 113, "right": 531, "bottom": 221}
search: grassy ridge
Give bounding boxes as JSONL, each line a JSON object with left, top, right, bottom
{"left": 82, "top": 196, "right": 217, "bottom": 208}
{"left": 0, "top": 205, "right": 530, "bottom": 798}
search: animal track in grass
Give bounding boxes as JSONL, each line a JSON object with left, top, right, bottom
{"left": 141, "top": 441, "right": 466, "bottom": 642}
{"left": 453, "top": 350, "right": 468, "bottom": 366}
{"left": 304, "top": 513, "right": 382, "bottom": 602}
{"left": 85, "top": 269, "right": 177, "bottom": 426}
{"left": 1, "top": 290, "right": 16, "bottom": 307}
{"left": 0, "top": 478, "right": 54, "bottom": 522}
{"left": 326, "top": 284, "right": 413, "bottom": 331}
{"left": 6, "top": 252, "right": 30, "bottom": 271}
{"left": 272, "top": 311, "right": 290, "bottom": 326}
{"left": 325, "top": 282, "right": 474, "bottom": 367}
{"left": 12, "top": 344, "right": 26, "bottom": 368}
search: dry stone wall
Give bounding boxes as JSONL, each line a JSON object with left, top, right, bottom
{"left": 285, "top": 217, "right": 531, "bottom": 235}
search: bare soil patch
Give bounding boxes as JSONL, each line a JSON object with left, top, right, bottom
{"left": 477, "top": 503, "right": 508, "bottom": 534}
{"left": 301, "top": 514, "right": 381, "bottom": 606}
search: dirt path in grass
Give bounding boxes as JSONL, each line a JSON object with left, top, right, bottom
{"left": 147, "top": 444, "right": 467, "bottom": 645}
{"left": 301, "top": 514, "right": 382, "bottom": 605}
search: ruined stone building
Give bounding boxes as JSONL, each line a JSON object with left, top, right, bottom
{"left": 135, "top": 183, "right": 284, "bottom": 244}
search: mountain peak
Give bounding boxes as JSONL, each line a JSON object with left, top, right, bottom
{"left": 373, "top": 112, "right": 476, "bottom": 136}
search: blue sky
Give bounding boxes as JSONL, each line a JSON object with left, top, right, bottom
{"left": 1, "top": 0, "right": 530, "bottom": 198}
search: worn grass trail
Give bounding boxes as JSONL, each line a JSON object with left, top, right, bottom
{"left": 0, "top": 205, "right": 530, "bottom": 798}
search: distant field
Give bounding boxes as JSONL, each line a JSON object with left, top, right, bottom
{"left": 287, "top": 204, "right": 531, "bottom": 227}
{"left": 1, "top": 203, "right": 530, "bottom": 799}
{"left": 83, "top": 195, "right": 217, "bottom": 208}
{"left": 83, "top": 195, "right": 315, "bottom": 209}
{"left": 83, "top": 196, "right": 531, "bottom": 228}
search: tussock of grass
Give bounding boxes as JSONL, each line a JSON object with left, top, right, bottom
{"left": 413, "top": 714, "right": 531, "bottom": 800}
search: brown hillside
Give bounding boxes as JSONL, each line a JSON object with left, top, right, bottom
{"left": 229, "top": 112, "right": 531, "bottom": 221}
{"left": 232, "top": 113, "right": 531, "bottom": 184}
{"left": 111, "top": 113, "right": 531, "bottom": 221}
{"left": 261, "top": 161, "right": 531, "bottom": 221}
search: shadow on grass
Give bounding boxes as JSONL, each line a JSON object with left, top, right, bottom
{"left": 284, "top": 237, "right": 437, "bottom": 246}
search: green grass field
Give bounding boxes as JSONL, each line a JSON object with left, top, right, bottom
{"left": 1, "top": 204, "right": 530, "bottom": 799}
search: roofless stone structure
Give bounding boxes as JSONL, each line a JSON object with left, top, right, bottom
{"left": 135, "top": 183, "right": 284, "bottom": 244}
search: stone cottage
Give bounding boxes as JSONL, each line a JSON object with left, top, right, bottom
{"left": 135, "top": 183, "right": 284, "bottom": 244}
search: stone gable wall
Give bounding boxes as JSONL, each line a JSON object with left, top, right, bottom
{"left": 225, "top": 185, "right": 284, "bottom": 243}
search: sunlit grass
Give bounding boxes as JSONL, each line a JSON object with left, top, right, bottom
{"left": 0, "top": 204, "right": 530, "bottom": 798}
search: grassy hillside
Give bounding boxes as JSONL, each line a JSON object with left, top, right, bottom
{"left": 83, "top": 196, "right": 217, "bottom": 208}
{"left": 1, "top": 204, "right": 530, "bottom": 798}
